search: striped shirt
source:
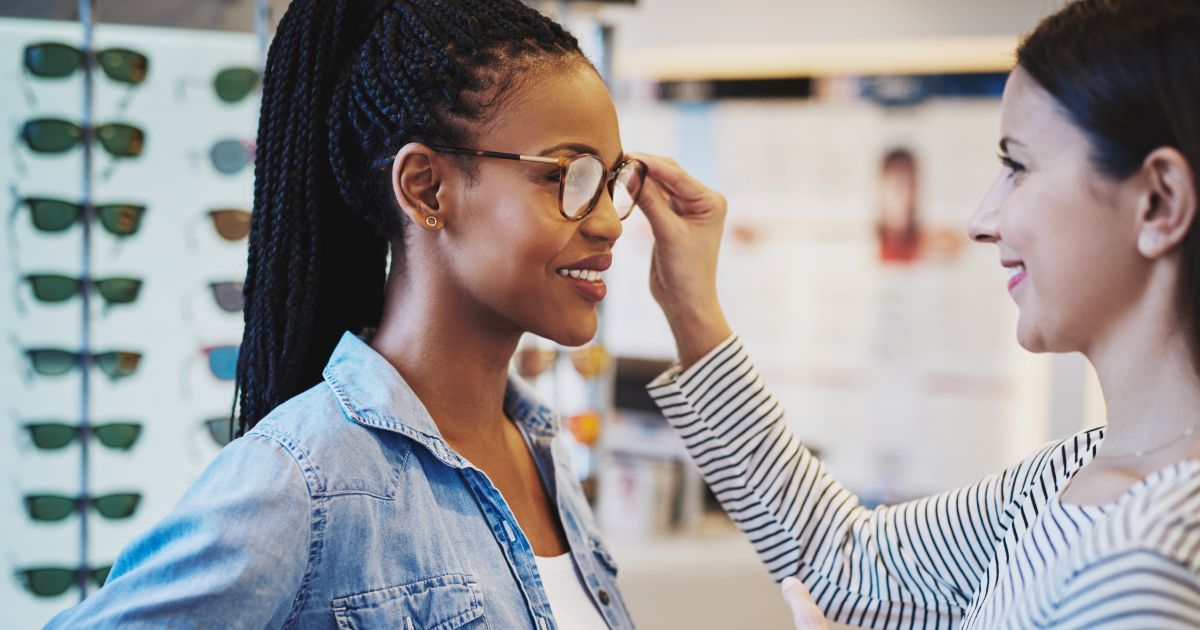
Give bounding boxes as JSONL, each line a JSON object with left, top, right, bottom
{"left": 647, "top": 336, "right": 1200, "bottom": 629}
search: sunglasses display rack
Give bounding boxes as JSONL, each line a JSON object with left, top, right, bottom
{"left": 1, "top": 10, "right": 261, "bottom": 626}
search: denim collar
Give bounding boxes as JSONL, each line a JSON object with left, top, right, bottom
{"left": 321, "top": 331, "right": 560, "bottom": 469}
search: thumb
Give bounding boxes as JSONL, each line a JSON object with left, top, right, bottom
{"left": 781, "top": 577, "right": 828, "bottom": 630}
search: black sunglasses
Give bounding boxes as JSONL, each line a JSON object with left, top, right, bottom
{"left": 17, "top": 197, "right": 145, "bottom": 236}
{"left": 23, "top": 421, "right": 141, "bottom": 451}
{"left": 25, "top": 348, "right": 142, "bottom": 379}
{"left": 24, "top": 42, "right": 148, "bottom": 85}
{"left": 24, "top": 492, "right": 141, "bottom": 522}
{"left": 25, "top": 274, "right": 142, "bottom": 306}
{"left": 16, "top": 565, "right": 111, "bottom": 597}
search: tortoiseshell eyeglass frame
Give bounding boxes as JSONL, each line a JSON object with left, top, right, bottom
{"left": 377, "top": 146, "right": 647, "bottom": 221}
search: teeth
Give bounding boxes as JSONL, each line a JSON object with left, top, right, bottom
{"left": 558, "top": 268, "right": 603, "bottom": 282}
{"left": 1008, "top": 264, "right": 1025, "bottom": 280}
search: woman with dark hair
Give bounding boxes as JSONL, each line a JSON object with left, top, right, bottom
{"left": 636, "top": 0, "right": 1200, "bottom": 627}
{"left": 46, "top": 0, "right": 642, "bottom": 627}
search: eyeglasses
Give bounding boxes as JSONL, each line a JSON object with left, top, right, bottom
{"left": 17, "top": 197, "right": 145, "bottom": 236}
{"left": 208, "top": 208, "right": 250, "bottom": 241}
{"left": 25, "top": 348, "right": 142, "bottom": 379}
{"left": 209, "top": 281, "right": 243, "bottom": 313}
{"left": 24, "top": 42, "right": 149, "bottom": 85}
{"left": 24, "top": 492, "right": 141, "bottom": 522}
{"left": 21, "top": 118, "right": 145, "bottom": 158}
{"left": 16, "top": 564, "right": 111, "bottom": 597}
{"left": 204, "top": 417, "right": 235, "bottom": 447}
{"left": 209, "top": 139, "right": 254, "bottom": 174}
{"left": 214, "top": 67, "right": 260, "bottom": 103}
{"left": 511, "top": 343, "right": 611, "bottom": 380}
{"left": 25, "top": 274, "right": 142, "bottom": 305}
{"left": 414, "top": 146, "right": 646, "bottom": 221}
{"left": 201, "top": 345, "right": 239, "bottom": 381}
{"left": 23, "top": 421, "right": 141, "bottom": 451}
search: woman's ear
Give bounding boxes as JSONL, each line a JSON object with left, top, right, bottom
{"left": 391, "top": 143, "right": 446, "bottom": 231}
{"left": 1136, "top": 147, "right": 1196, "bottom": 258}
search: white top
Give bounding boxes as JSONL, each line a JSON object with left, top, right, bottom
{"left": 535, "top": 553, "right": 609, "bottom": 630}
{"left": 649, "top": 335, "right": 1200, "bottom": 629}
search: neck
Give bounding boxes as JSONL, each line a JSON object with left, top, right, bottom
{"left": 369, "top": 254, "right": 521, "bottom": 447}
{"left": 1087, "top": 302, "right": 1200, "bottom": 462}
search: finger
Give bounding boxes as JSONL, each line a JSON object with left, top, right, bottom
{"left": 628, "top": 152, "right": 713, "bottom": 202}
{"left": 781, "top": 577, "right": 828, "bottom": 630}
{"left": 636, "top": 177, "right": 684, "bottom": 232}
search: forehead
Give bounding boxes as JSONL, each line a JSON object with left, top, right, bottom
{"left": 476, "top": 63, "right": 622, "bottom": 162}
{"left": 1000, "top": 67, "right": 1083, "bottom": 153}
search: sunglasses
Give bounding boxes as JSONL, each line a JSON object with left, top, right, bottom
{"left": 16, "top": 565, "right": 111, "bottom": 597}
{"left": 21, "top": 118, "right": 145, "bottom": 158}
{"left": 214, "top": 66, "right": 260, "bottom": 103}
{"left": 205, "top": 416, "right": 235, "bottom": 447}
{"left": 209, "top": 139, "right": 254, "bottom": 174}
{"left": 419, "top": 146, "right": 647, "bottom": 221}
{"left": 24, "top": 492, "right": 141, "bottom": 522}
{"left": 209, "top": 281, "right": 243, "bottom": 313}
{"left": 208, "top": 208, "right": 251, "bottom": 241}
{"left": 25, "top": 348, "right": 142, "bottom": 379}
{"left": 23, "top": 421, "right": 141, "bottom": 451}
{"left": 25, "top": 274, "right": 142, "bottom": 305}
{"left": 24, "top": 42, "right": 148, "bottom": 85}
{"left": 201, "top": 345, "right": 239, "bottom": 381}
{"left": 512, "top": 344, "right": 611, "bottom": 380}
{"left": 18, "top": 197, "right": 145, "bottom": 236}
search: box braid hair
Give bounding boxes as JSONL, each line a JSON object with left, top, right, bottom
{"left": 234, "top": 0, "right": 585, "bottom": 434}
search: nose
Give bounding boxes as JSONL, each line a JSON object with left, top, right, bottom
{"left": 967, "top": 175, "right": 1004, "bottom": 244}
{"left": 579, "top": 187, "right": 623, "bottom": 244}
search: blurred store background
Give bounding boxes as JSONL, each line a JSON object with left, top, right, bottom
{"left": 1, "top": 0, "right": 1088, "bottom": 628}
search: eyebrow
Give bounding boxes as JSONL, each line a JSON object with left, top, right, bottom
{"left": 539, "top": 142, "right": 625, "bottom": 169}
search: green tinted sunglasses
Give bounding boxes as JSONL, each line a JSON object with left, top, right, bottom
{"left": 214, "top": 66, "right": 260, "bottom": 103}
{"left": 25, "top": 348, "right": 142, "bottom": 379}
{"left": 16, "top": 565, "right": 111, "bottom": 597}
{"left": 25, "top": 274, "right": 142, "bottom": 305}
{"left": 205, "top": 416, "right": 235, "bottom": 447}
{"left": 21, "top": 118, "right": 145, "bottom": 158}
{"left": 25, "top": 42, "right": 148, "bottom": 85}
{"left": 23, "top": 421, "right": 141, "bottom": 450}
{"left": 18, "top": 197, "right": 145, "bottom": 236}
{"left": 24, "top": 492, "right": 141, "bottom": 522}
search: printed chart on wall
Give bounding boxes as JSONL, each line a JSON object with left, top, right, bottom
{"left": 1, "top": 18, "right": 259, "bottom": 628}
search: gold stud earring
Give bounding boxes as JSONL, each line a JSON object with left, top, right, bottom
{"left": 425, "top": 215, "right": 439, "bottom": 228}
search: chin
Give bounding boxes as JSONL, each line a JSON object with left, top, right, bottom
{"left": 538, "top": 315, "right": 598, "bottom": 348}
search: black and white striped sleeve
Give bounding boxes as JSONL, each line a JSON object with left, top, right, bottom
{"left": 647, "top": 336, "right": 1054, "bottom": 629}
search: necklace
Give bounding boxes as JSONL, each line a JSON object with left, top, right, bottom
{"left": 1095, "top": 425, "right": 1199, "bottom": 460}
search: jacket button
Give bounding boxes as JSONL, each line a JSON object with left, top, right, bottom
{"left": 598, "top": 589, "right": 611, "bottom": 605}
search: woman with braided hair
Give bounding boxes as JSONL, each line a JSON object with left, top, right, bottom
{"left": 48, "top": 1, "right": 642, "bottom": 627}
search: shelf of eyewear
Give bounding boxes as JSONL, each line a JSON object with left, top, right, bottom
{"left": 3, "top": 16, "right": 261, "bottom": 620}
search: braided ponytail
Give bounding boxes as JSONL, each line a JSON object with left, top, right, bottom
{"left": 236, "top": 0, "right": 586, "bottom": 433}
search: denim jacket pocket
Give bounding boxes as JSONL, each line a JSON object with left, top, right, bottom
{"left": 590, "top": 535, "right": 619, "bottom": 576}
{"left": 330, "top": 573, "right": 486, "bottom": 630}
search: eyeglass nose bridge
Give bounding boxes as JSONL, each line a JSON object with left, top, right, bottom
{"left": 573, "top": 157, "right": 645, "bottom": 222}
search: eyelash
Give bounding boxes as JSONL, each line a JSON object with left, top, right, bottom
{"left": 998, "top": 154, "right": 1026, "bottom": 174}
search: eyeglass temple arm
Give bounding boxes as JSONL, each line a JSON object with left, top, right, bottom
{"left": 427, "top": 146, "right": 561, "bottom": 165}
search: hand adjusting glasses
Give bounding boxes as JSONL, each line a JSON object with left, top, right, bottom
{"left": 379, "top": 146, "right": 648, "bottom": 221}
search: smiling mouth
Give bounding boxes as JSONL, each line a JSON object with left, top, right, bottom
{"left": 1007, "top": 263, "right": 1027, "bottom": 291}
{"left": 557, "top": 268, "right": 602, "bottom": 282}
{"left": 556, "top": 267, "right": 606, "bottom": 302}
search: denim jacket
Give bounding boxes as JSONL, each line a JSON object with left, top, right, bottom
{"left": 47, "top": 331, "right": 633, "bottom": 629}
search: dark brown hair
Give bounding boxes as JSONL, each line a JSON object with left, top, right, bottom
{"left": 1019, "top": 0, "right": 1200, "bottom": 370}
